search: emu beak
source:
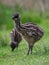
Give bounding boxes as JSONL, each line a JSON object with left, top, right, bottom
{"left": 12, "top": 16, "right": 14, "bottom": 20}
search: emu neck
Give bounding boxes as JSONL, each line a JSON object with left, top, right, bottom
{"left": 15, "top": 18, "right": 21, "bottom": 30}
{"left": 15, "top": 18, "right": 26, "bottom": 36}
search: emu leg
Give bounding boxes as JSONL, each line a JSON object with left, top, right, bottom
{"left": 27, "top": 45, "right": 30, "bottom": 55}
{"left": 30, "top": 46, "right": 33, "bottom": 54}
{"left": 30, "top": 44, "right": 34, "bottom": 54}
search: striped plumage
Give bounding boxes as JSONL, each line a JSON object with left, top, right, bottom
{"left": 10, "top": 28, "right": 22, "bottom": 51}
{"left": 22, "top": 23, "right": 44, "bottom": 42}
{"left": 12, "top": 13, "right": 44, "bottom": 55}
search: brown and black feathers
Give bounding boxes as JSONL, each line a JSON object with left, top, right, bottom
{"left": 10, "top": 28, "right": 22, "bottom": 51}
{"left": 12, "top": 13, "right": 44, "bottom": 55}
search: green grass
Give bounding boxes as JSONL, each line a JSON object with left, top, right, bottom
{"left": 0, "top": 19, "right": 49, "bottom": 65}
{"left": 0, "top": 46, "right": 49, "bottom": 65}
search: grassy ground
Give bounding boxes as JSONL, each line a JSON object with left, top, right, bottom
{"left": 0, "top": 19, "right": 49, "bottom": 65}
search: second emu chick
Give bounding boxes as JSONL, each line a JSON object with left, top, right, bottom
{"left": 10, "top": 28, "right": 22, "bottom": 51}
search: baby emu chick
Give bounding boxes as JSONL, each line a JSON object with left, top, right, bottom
{"left": 10, "top": 28, "right": 22, "bottom": 51}
{"left": 12, "top": 13, "right": 44, "bottom": 55}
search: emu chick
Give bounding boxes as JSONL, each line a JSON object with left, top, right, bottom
{"left": 10, "top": 28, "right": 22, "bottom": 51}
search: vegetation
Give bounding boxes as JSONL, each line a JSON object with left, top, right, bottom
{"left": 0, "top": 4, "right": 49, "bottom": 65}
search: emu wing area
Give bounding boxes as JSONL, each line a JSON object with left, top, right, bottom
{"left": 22, "top": 23, "right": 44, "bottom": 41}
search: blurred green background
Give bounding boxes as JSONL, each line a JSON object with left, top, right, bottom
{"left": 0, "top": 0, "right": 49, "bottom": 65}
